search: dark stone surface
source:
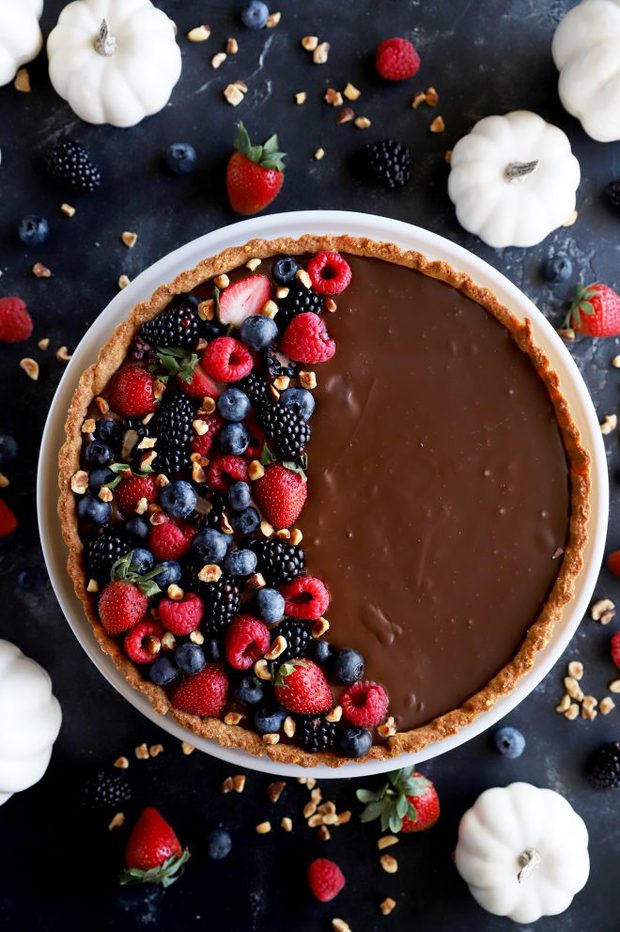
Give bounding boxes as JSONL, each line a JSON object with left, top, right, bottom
{"left": 0, "top": 1, "right": 619, "bottom": 929}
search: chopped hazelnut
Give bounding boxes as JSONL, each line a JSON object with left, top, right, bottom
{"left": 187, "top": 24, "right": 211, "bottom": 42}
{"left": 343, "top": 82, "right": 361, "bottom": 101}
{"left": 377, "top": 835, "right": 399, "bottom": 850}
{"left": 591, "top": 598, "right": 616, "bottom": 624}
{"left": 121, "top": 231, "right": 138, "bottom": 248}
{"left": 268, "top": 781, "right": 286, "bottom": 802}
{"left": 380, "top": 854, "right": 398, "bottom": 874}
{"left": 313, "top": 41, "right": 330, "bottom": 64}
{"left": 380, "top": 898, "right": 396, "bottom": 916}
{"left": 108, "top": 812, "right": 125, "bottom": 831}
{"left": 314, "top": 147, "right": 326, "bottom": 161}
{"left": 32, "top": 262, "right": 51, "bottom": 278}
{"left": 600, "top": 696, "right": 615, "bottom": 714}
{"left": 198, "top": 564, "right": 222, "bottom": 583}
{"left": 256, "top": 821, "right": 272, "bottom": 833}
{"left": 262, "top": 733, "right": 280, "bottom": 745}
{"left": 430, "top": 115, "right": 446, "bottom": 133}
{"left": 568, "top": 660, "right": 584, "bottom": 680}
{"left": 354, "top": 116, "right": 371, "bottom": 129}
{"left": 114, "top": 756, "right": 129, "bottom": 769}
{"left": 212, "top": 52, "right": 227, "bottom": 69}
{"left": 37, "top": 337, "right": 50, "bottom": 350}
{"left": 324, "top": 87, "right": 343, "bottom": 107}
{"left": 118, "top": 274, "right": 131, "bottom": 289}
{"left": 301, "top": 35, "right": 319, "bottom": 51}
{"left": 232, "top": 774, "right": 246, "bottom": 793}
{"left": 248, "top": 460, "right": 265, "bottom": 480}
{"left": 226, "top": 37, "right": 239, "bottom": 54}
{"left": 281, "top": 816, "right": 293, "bottom": 831}
{"left": 266, "top": 11, "right": 281, "bottom": 27}
{"left": 601, "top": 414, "right": 617, "bottom": 434}
{"left": 336, "top": 107, "right": 355, "bottom": 125}
{"left": 20, "top": 358, "right": 39, "bottom": 380}
{"left": 295, "top": 91, "right": 307, "bottom": 105}
{"left": 14, "top": 68, "right": 30, "bottom": 92}
{"left": 246, "top": 258, "right": 261, "bottom": 271}
{"left": 181, "top": 741, "right": 195, "bottom": 755}
{"left": 135, "top": 743, "right": 149, "bottom": 760}
{"left": 224, "top": 82, "right": 245, "bottom": 106}
{"left": 60, "top": 203, "right": 76, "bottom": 217}
{"left": 70, "top": 470, "right": 89, "bottom": 494}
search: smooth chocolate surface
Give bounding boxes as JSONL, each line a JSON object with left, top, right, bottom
{"left": 303, "top": 256, "right": 570, "bottom": 730}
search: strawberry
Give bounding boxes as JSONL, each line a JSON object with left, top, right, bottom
{"left": 124, "top": 620, "right": 165, "bottom": 664}
{"left": 158, "top": 592, "right": 203, "bottom": 635}
{"left": 280, "top": 576, "right": 329, "bottom": 620}
{"left": 218, "top": 275, "right": 272, "bottom": 327}
{"left": 607, "top": 550, "right": 620, "bottom": 578}
{"left": 307, "top": 858, "right": 346, "bottom": 902}
{"left": 148, "top": 518, "right": 195, "bottom": 561}
{"left": 226, "top": 122, "right": 285, "bottom": 215}
{"left": 191, "top": 412, "right": 224, "bottom": 457}
{"left": 225, "top": 614, "right": 270, "bottom": 670}
{"left": 357, "top": 766, "right": 440, "bottom": 833}
{"left": 99, "top": 552, "right": 164, "bottom": 635}
{"left": 0, "top": 296, "right": 33, "bottom": 343}
{"left": 253, "top": 463, "right": 307, "bottom": 528}
{"left": 280, "top": 312, "right": 336, "bottom": 364}
{"left": 341, "top": 681, "right": 389, "bottom": 728}
{"left": 273, "top": 659, "right": 332, "bottom": 715}
{"left": 120, "top": 807, "right": 189, "bottom": 888}
{"left": 115, "top": 474, "right": 157, "bottom": 516}
{"left": 170, "top": 662, "right": 229, "bottom": 716}
{"left": 566, "top": 282, "right": 620, "bottom": 337}
{"left": 0, "top": 500, "right": 17, "bottom": 537}
{"left": 202, "top": 336, "right": 253, "bottom": 382}
{"left": 109, "top": 365, "right": 157, "bottom": 417}
{"left": 177, "top": 360, "right": 221, "bottom": 401}
{"left": 375, "top": 37, "right": 420, "bottom": 81}
{"left": 611, "top": 631, "right": 620, "bottom": 669}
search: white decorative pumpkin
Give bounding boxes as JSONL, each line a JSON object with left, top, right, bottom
{"left": 455, "top": 782, "right": 589, "bottom": 924}
{"left": 448, "top": 111, "right": 581, "bottom": 249}
{"left": 0, "top": 0, "right": 43, "bottom": 87}
{"left": 552, "top": 0, "right": 620, "bottom": 142}
{"left": 47, "top": 0, "right": 182, "bottom": 128}
{"left": 0, "top": 640, "right": 62, "bottom": 806}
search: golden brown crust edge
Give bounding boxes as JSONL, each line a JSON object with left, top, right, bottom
{"left": 58, "top": 234, "right": 591, "bottom": 768}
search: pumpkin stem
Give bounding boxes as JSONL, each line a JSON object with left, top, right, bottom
{"left": 94, "top": 18, "right": 117, "bottom": 57}
{"left": 517, "top": 847, "right": 541, "bottom": 883}
{"left": 505, "top": 160, "right": 539, "bottom": 183}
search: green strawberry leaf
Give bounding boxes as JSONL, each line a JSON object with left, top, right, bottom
{"left": 356, "top": 788, "right": 382, "bottom": 804}
{"left": 119, "top": 850, "right": 190, "bottom": 888}
{"left": 359, "top": 800, "right": 385, "bottom": 823}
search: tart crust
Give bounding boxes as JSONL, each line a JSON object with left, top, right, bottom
{"left": 58, "top": 235, "right": 591, "bottom": 767}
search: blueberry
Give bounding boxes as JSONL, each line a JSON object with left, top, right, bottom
{"left": 160, "top": 480, "right": 197, "bottom": 519}
{"left": 280, "top": 387, "right": 315, "bottom": 421}
{"left": 308, "top": 639, "right": 332, "bottom": 666}
{"left": 175, "top": 642, "right": 206, "bottom": 676}
{"left": 333, "top": 648, "right": 364, "bottom": 684}
{"left": 77, "top": 495, "right": 112, "bottom": 525}
{"left": 228, "top": 480, "right": 252, "bottom": 511}
{"left": 224, "top": 548, "right": 257, "bottom": 577}
{"left": 217, "top": 388, "right": 251, "bottom": 422}
{"left": 129, "top": 547, "right": 154, "bottom": 574}
{"left": 154, "top": 560, "right": 182, "bottom": 588}
{"left": 94, "top": 418, "right": 118, "bottom": 443}
{"left": 165, "top": 143, "right": 197, "bottom": 176}
{"left": 230, "top": 507, "right": 260, "bottom": 535}
{"left": 207, "top": 828, "right": 232, "bottom": 860}
{"left": 149, "top": 656, "right": 178, "bottom": 686}
{"left": 125, "top": 516, "right": 149, "bottom": 539}
{"left": 235, "top": 675, "right": 264, "bottom": 706}
{"left": 204, "top": 637, "right": 221, "bottom": 662}
{"left": 256, "top": 587, "right": 284, "bottom": 624}
{"left": 493, "top": 725, "right": 525, "bottom": 759}
{"left": 84, "top": 441, "right": 114, "bottom": 467}
{"left": 193, "top": 528, "right": 229, "bottom": 564}
{"left": 88, "top": 467, "right": 114, "bottom": 492}
{"left": 219, "top": 423, "right": 250, "bottom": 455}
{"left": 18, "top": 215, "right": 50, "bottom": 246}
{"left": 273, "top": 256, "right": 299, "bottom": 284}
{"left": 339, "top": 727, "right": 372, "bottom": 758}
{"left": 241, "top": 0, "right": 269, "bottom": 29}
{"left": 254, "top": 705, "right": 287, "bottom": 735}
{"left": 0, "top": 434, "right": 19, "bottom": 468}
{"left": 240, "top": 315, "right": 278, "bottom": 351}
{"left": 543, "top": 255, "right": 572, "bottom": 283}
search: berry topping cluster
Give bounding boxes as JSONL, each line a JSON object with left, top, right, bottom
{"left": 72, "top": 252, "right": 391, "bottom": 758}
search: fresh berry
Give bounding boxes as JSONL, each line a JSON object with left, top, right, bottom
{"left": 611, "top": 631, "right": 620, "bottom": 668}
{"left": 84, "top": 527, "right": 128, "bottom": 581}
{"left": 253, "top": 464, "right": 307, "bottom": 528}
{"left": 250, "top": 538, "right": 305, "bottom": 584}
{"left": 307, "top": 638, "right": 332, "bottom": 666}
{"left": 0, "top": 434, "right": 18, "bottom": 469}
{"left": 207, "top": 829, "right": 232, "bottom": 860}
{"left": 170, "top": 663, "right": 229, "bottom": 716}
{"left": 588, "top": 741, "right": 620, "bottom": 788}
{"left": 280, "top": 576, "right": 329, "bottom": 620}
{"left": 605, "top": 180, "right": 620, "bottom": 211}
{"left": 340, "top": 727, "right": 372, "bottom": 758}
{"left": 280, "top": 312, "right": 336, "bottom": 364}
{"left": 241, "top": 0, "right": 269, "bottom": 28}
{"left": 0, "top": 297, "right": 33, "bottom": 343}
{"left": 149, "top": 656, "right": 179, "bottom": 686}
{"left": 237, "top": 372, "right": 271, "bottom": 407}
{"left": 224, "top": 548, "right": 258, "bottom": 576}
{"left": 204, "top": 638, "right": 221, "bottom": 662}
{"left": 18, "top": 215, "right": 50, "bottom": 246}
{"left": 280, "top": 387, "right": 314, "bottom": 421}
{"left": 217, "top": 388, "right": 251, "bottom": 422}
{"left": 154, "top": 393, "right": 195, "bottom": 476}
{"left": 77, "top": 494, "right": 112, "bottom": 525}
{"left": 109, "top": 366, "right": 156, "bottom": 418}
{"left": 543, "top": 255, "right": 572, "bottom": 283}
{"left": 84, "top": 440, "right": 114, "bottom": 467}
{"left": 228, "top": 480, "right": 252, "bottom": 511}
{"left": 148, "top": 519, "right": 194, "bottom": 561}
{"left": 83, "top": 770, "right": 131, "bottom": 810}
{"left": 226, "top": 122, "right": 285, "bottom": 215}
{"left": 179, "top": 361, "right": 221, "bottom": 401}
{"left": 218, "top": 275, "right": 272, "bottom": 328}
{"left": 203, "top": 337, "right": 253, "bottom": 382}
{"left": 125, "top": 516, "right": 149, "bottom": 539}
{"left": 218, "top": 422, "right": 250, "bottom": 455}
{"left": 273, "top": 659, "right": 332, "bottom": 715}
{"left": 254, "top": 704, "right": 287, "bottom": 734}
{"left": 46, "top": 140, "right": 101, "bottom": 193}
{"left": 175, "top": 642, "right": 207, "bottom": 676}
{"left": 191, "top": 412, "right": 224, "bottom": 457}
{"left": 265, "top": 345, "right": 298, "bottom": 379}
{"left": 333, "top": 648, "right": 365, "bottom": 684}
{"left": 141, "top": 301, "right": 200, "bottom": 349}
{"left": 341, "top": 681, "right": 388, "bottom": 728}
{"left": 355, "top": 139, "right": 411, "bottom": 189}
{"left": 206, "top": 454, "right": 249, "bottom": 493}
{"left": 241, "top": 314, "right": 278, "bottom": 350}
{"left": 121, "top": 808, "right": 189, "bottom": 888}
{"left": 124, "top": 620, "right": 165, "bottom": 664}
{"left": 566, "top": 282, "right": 620, "bottom": 337}
{"left": 115, "top": 474, "right": 157, "bottom": 516}
{"left": 230, "top": 507, "right": 260, "bottom": 535}
{"left": 160, "top": 480, "right": 197, "bottom": 520}
{"left": 94, "top": 418, "right": 119, "bottom": 444}
{"left": 165, "top": 143, "right": 197, "bottom": 176}
{"left": 159, "top": 592, "right": 203, "bottom": 636}
{"left": 235, "top": 674, "right": 264, "bottom": 705}
{"left": 307, "top": 252, "right": 352, "bottom": 296}
{"left": 272, "top": 618, "right": 311, "bottom": 661}
{"left": 128, "top": 548, "right": 155, "bottom": 574}
{"left": 375, "top": 37, "right": 420, "bottom": 81}
{"left": 192, "top": 527, "right": 230, "bottom": 564}
{"left": 273, "top": 256, "right": 298, "bottom": 285}
{"left": 256, "top": 587, "right": 285, "bottom": 624}
{"left": 607, "top": 550, "right": 620, "bottom": 577}
{"left": 357, "top": 767, "right": 440, "bottom": 831}
{"left": 99, "top": 581, "right": 148, "bottom": 635}
{"left": 153, "top": 560, "right": 182, "bottom": 589}
{"left": 275, "top": 284, "right": 323, "bottom": 334}
{"left": 307, "top": 859, "right": 345, "bottom": 902}
{"left": 493, "top": 725, "right": 526, "bottom": 758}
{"left": 225, "top": 614, "right": 270, "bottom": 669}
{"left": 199, "top": 576, "right": 240, "bottom": 634}
{"left": 256, "top": 403, "right": 310, "bottom": 460}
{"left": 298, "top": 715, "right": 337, "bottom": 752}
{"left": 89, "top": 468, "right": 114, "bottom": 492}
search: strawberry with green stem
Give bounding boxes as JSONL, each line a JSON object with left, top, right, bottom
{"left": 120, "top": 807, "right": 190, "bottom": 888}
{"left": 356, "top": 766, "right": 440, "bottom": 833}
{"left": 565, "top": 282, "right": 620, "bottom": 337}
{"left": 226, "top": 122, "right": 285, "bottom": 215}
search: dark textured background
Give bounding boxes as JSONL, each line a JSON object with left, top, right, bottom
{"left": 1, "top": 1, "right": 619, "bottom": 929}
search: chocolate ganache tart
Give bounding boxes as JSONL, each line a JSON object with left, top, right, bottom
{"left": 58, "top": 236, "right": 590, "bottom": 767}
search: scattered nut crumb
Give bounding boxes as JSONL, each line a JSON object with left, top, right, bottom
{"left": 263, "top": 298, "right": 278, "bottom": 318}
{"left": 591, "top": 598, "right": 616, "bottom": 624}
{"left": 214, "top": 274, "right": 230, "bottom": 289}
{"left": 324, "top": 87, "right": 343, "bottom": 107}
{"left": 326, "top": 705, "right": 342, "bottom": 723}
{"left": 20, "top": 358, "right": 39, "bottom": 380}
{"left": 212, "top": 52, "right": 227, "bottom": 69}
{"left": 412, "top": 86, "right": 439, "bottom": 108}
{"left": 380, "top": 854, "right": 398, "bottom": 874}
{"left": 226, "top": 37, "right": 239, "bottom": 54}
{"left": 444, "top": 149, "right": 453, "bottom": 164}
{"left": 581, "top": 705, "right": 598, "bottom": 721}
{"left": 246, "top": 258, "right": 261, "bottom": 271}
{"left": 262, "top": 733, "right": 280, "bottom": 745}
{"left": 114, "top": 756, "right": 129, "bottom": 769}
{"left": 281, "top": 816, "right": 293, "bottom": 831}
{"left": 198, "top": 563, "right": 222, "bottom": 583}
{"left": 224, "top": 712, "right": 244, "bottom": 725}
{"left": 343, "top": 82, "right": 360, "bottom": 101}
{"left": 314, "top": 147, "right": 325, "bottom": 160}
{"left": 0, "top": 474, "right": 9, "bottom": 489}
{"left": 299, "top": 370, "right": 317, "bottom": 390}
{"left": 222, "top": 776, "right": 234, "bottom": 794}
{"left": 332, "top": 920, "right": 351, "bottom": 932}
{"left": 118, "top": 274, "right": 131, "bottom": 289}
{"left": 568, "top": 660, "right": 584, "bottom": 680}
{"left": 295, "top": 91, "right": 307, "bottom": 105}
{"left": 301, "top": 35, "right": 318, "bottom": 51}
{"left": 430, "top": 115, "right": 446, "bottom": 133}
{"left": 564, "top": 676, "right": 584, "bottom": 702}
{"left": 377, "top": 716, "right": 397, "bottom": 738}
{"left": 266, "top": 11, "right": 281, "bottom": 27}
{"left": 555, "top": 693, "right": 571, "bottom": 713}
{"left": 380, "top": 898, "right": 396, "bottom": 916}
{"left": 14, "top": 68, "right": 30, "bottom": 92}
{"left": 37, "top": 337, "right": 50, "bottom": 350}
{"left": 557, "top": 327, "right": 575, "bottom": 342}
{"left": 610, "top": 679, "right": 620, "bottom": 694}
{"left": 268, "top": 781, "right": 286, "bottom": 802}
{"left": 70, "top": 470, "right": 89, "bottom": 494}
{"left": 600, "top": 696, "right": 615, "bottom": 714}
{"left": 56, "top": 345, "right": 72, "bottom": 362}
{"left": 256, "top": 821, "right": 271, "bottom": 834}
{"left": 313, "top": 41, "right": 330, "bottom": 64}
{"left": 296, "top": 268, "right": 312, "bottom": 289}
{"left": 224, "top": 82, "right": 246, "bottom": 106}
{"left": 354, "top": 116, "right": 371, "bottom": 129}
{"left": 181, "top": 741, "right": 195, "bottom": 755}
{"left": 121, "top": 231, "right": 138, "bottom": 248}
{"left": 600, "top": 414, "right": 617, "bottom": 435}
{"left": 108, "top": 812, "right": 125, "bottom": 830}
{"left": 187, "top": 24, "right": 211, "bottom": 42}
{"left": 32, "top": 262, "right": 51, "bottom": 278}
{"left": 336, "top": 107, "right": 355, "bottom": 125}
{"left": 86, "top": 578, "right": 98, "bottom": 593}
{"left": 149, "top": 744, "right": 164, "bottom": 757}
{"left": 612, "top": 355, "right": 620, "bottom": 368}
{"left": 312, "top": 617, "right": 330, "bottom": 638}
{"left": 564, "top": 703, "right": 580, "bottom": 720}
{"left": 254, "top": 658, "right": 271, "bottom": 681}
{"left": 378, "top": 835, "right": 399, "bottom": 850}
{"left": 189, "top": 629, "right": 204, "bottom": 645}
{"left": 248, "top": 460, "right": 265, "bottom": 481}
{"left": 290, "top": 528, "right": 303, "bottom": 545}
{"left": 135, "top": 743, "right": 149, "bottom": 760}
{"left": 60, "top": 202, "right": 76, "bottom": 217}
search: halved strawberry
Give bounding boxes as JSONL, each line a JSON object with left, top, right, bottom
{"left": 218, "top": 275, "right": 271, "bottom": 328}
{"left": 177, "top": 362, "right": 221, "bottom": 401}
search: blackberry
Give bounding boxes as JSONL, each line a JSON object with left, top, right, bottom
{"left": 297, "top": 716, "right": 337, "bottom": 753}
{"left": 140, "top": 299, "right": 200, "bottom": 349}
{"left": 201, "top": 576, "right": 240, "bottom": 634}
{"left": 46, "top": 140, "right": 101, "bottom": 193}
{"left": 354, "top": 139, "right": 411, "bottom": 190}
{"left": 265, "top": 345, "right": 298, "bottom": 379}
{"left": 154, "top": 393, "right": 195, "bottom": 476}
{"left": 84, "top": 527, "right": 128, "bottom": 582}
{"left": 605, "top": 180, "right": 620, "bottom": 211}
{"left": 257, "top": 403, "right": 310, "bottom": 460}
{"left": 276, "top": 283, "right": 324, "bottom": 333}
{"left": 237, "top": 372, "right": 271, "bottom": 407}
{"left": 83, "top": 770, "right": 131, "bottom": 810}
{"left": 250, "top": 539, "right": 305, "bottom": 585}
{"left": 190, "top": 489, "right": 227, "bottom": 529}
{"left": 588, "top": 741, "right": 620, "bottom": 788}
{"left": 272, "top": 618, "right": 311, "bottom": 661}
{"left": 123, "top": 415, "right": 153, "bottom": 440}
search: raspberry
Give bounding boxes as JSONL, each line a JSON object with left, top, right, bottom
{"left": 115, "top": 474, "right": 157, "bottom": 516}
{"left": 170, "top": 663, "right": 230, "bottom": 717}
{"left": 607, "top": 550, "right": 620, "bottom": 577}
{"left": 307, "top": 858, "right": 345, "bottom": 902}
{"left": 0, "top": 500, "right": 17, "bottom": 537}
{"left": 375, "top": 37, "right": 420, "bottom": 81}
{"left": 612, "top": 631, "right": 620, "bottom": 669}
{"left": 158, "top": 592, "right": 203, "bottom": 636}
{"left": 341, "top": 680, "right": 389, "bottom": 728}
{"left": 280, "top": 576, "right": 329, "bottom": 620}
{"left": 191, "top": 413, "right": 224, "bottom": 457}
{"left": 206, "top": 455, "right": 249, "bottom": 493}
{"left": 225, "top": 615, "right": 271, "bottom": 670}
{"left": 0, "top": 297, "right": 33, "bottom": 343}
{"left": 124, "top": 620, "right": 165, "bottom": 664}
{"left": 202, "top": 337, "right": 253, "bottom": 382}
{"left": 307, "top": 252, "right": 352, "bottom": 295}
{"left": 109, "top": 366, "right": 157, "bottom": 418}
{"left": 148, "top": 519, "right": 195, "bottom": 561}
{"left": 280, "top": 312, "right": 336, "bottom": 364}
